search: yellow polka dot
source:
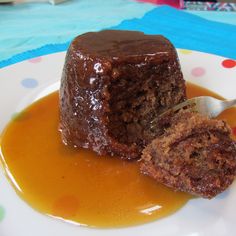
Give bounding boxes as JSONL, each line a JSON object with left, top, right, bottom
{"left": 179, "top": 49, "right": 192, "bottom": 55}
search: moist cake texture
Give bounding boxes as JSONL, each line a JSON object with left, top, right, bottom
{"left": 141, "top": 111, "right": 236, "bottom": 198}
{"left": 59, "top": 30, "right": 186, "bottom": 159}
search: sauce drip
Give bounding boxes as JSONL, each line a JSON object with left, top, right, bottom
{"left": 0, "top": 83, "right": 235, "bottom": 228}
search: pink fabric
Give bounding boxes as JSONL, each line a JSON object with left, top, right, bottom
{"left": 137, "top": 0, "right": 182, "bottom": 8}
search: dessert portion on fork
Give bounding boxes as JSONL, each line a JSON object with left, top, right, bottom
{"left": 141, "top": 108, "right": 236, "bottom": 199}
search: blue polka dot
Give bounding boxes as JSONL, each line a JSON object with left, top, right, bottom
{"left": 21, "top": 78, "right": 38, "bottom": 88}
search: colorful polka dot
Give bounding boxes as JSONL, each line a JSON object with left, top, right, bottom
{"left": 52, "top": 195, "right": 79, "bottom": 218}
{"left": 21, "top": 78, "right": 38, "bottom": 88}
{"left": 222, "top": 59, "right": 236, "bottom": 68}
{"left": 179, "top": 49, "right": 192, "bottom": 55}
{"left": 191, "top": 67, "right": 206, "bottom": 77}
{"left": 0, "top": 206, "right": 5, "bottom": 222}
{"left": 28, "top": 57, "right": 42, "bottom": 63}
{"left": 11, "top": 112, "right": 20, "bottom": 121}
{"left": 11, "top": 111, "right": 29, "bottom": 122}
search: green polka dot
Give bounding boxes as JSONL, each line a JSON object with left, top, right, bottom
{"left": 0, "top": 206, "right": 5, "bottom": 222}
{"left": 11, "top": 111, "right": 29, "bottom": 122}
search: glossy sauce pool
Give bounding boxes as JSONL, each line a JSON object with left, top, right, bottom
{"left": 0, "top": 83, "right": 236, "bottom": 228}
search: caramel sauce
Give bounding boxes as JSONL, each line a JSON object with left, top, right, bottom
{"left": 0, "top": 82, "right": 236, "bottom": 228}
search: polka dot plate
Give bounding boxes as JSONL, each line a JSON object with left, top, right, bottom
{"left": 0, "top": 50, "right": 236, "bottom": 236}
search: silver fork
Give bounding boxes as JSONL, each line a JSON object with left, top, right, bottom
{"left": 158, "top": 96, "right": 236, "bottom": 119}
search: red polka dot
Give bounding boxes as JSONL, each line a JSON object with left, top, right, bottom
{"left": 28, "top": 57, "right": 42, "bottom": 63}
{"left": 222, "top": 59, "right": 236, "bottom": 68}
{"left": 232, "top": 127, "right": 236, "bottom": 136}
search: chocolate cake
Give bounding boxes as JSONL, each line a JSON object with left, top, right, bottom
{"left": 140, "top": 111, "right": 236, "bottom": 198}
{"left": 59, "top": 30, "right": 186, "bottom": 159}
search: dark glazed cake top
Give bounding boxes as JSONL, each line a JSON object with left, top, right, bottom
{"left": 70, "top": 30, "right": 174, "bottom": 59}
{"left": 60, "top": 29, "right": 185, "bottom": 159}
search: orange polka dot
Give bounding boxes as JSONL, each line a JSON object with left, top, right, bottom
{"left": 222, "top": 59, "right": 236, "bottom": 68}
{"left": 52, "top": 195, "right": 79, "bottom": 218}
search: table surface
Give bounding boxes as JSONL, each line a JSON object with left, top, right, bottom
{"left": 0, "top": 0, "right": 236, "bottom": 65}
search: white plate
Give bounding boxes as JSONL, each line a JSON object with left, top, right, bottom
{"left": 0, "top": 50, "right": 236, "bottom": 236}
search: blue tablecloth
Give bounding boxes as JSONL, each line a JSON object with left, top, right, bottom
{"left": 0, "top": 0, "right": 236, "bottom": 68}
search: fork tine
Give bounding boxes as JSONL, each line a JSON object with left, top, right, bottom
{"left": 151, "top": 96, "right": 236, "bottom": 130}
{"left": 158, "top": 98, "right": 198, "bottom": 119}
{"left": 171, "top": 99, "right": 197, "bottom": 113}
